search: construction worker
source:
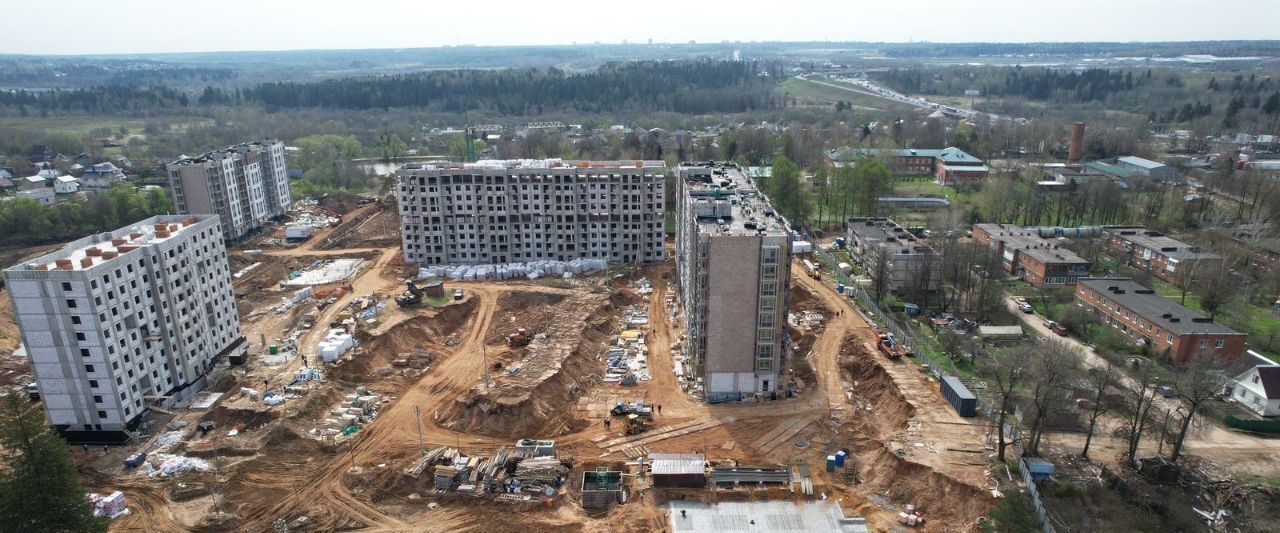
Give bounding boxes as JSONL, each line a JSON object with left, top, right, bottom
{"left": 657, "top": 404, "right": 662, "bottom": 415}
{"left": 82, "top": 444, "right": 89, "bottom": 454}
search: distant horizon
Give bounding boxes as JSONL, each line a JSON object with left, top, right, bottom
{"left": 6, "top": 39, "right": 1280, "bottom": 60}
{"left": 5, "top": 0, "right": 1278, "bottom": 56}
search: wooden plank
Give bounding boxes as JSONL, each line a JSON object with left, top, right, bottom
{"left": 759, "top": 416, "right": 817, "bottom": 454}
{"left": 604, "top": 418, "right": 732, "bottom": 453}
{"left": 596, "top": 419, "right": 703, "bottom": 448}
{"left": 751, "top": 416, "right": 812, "bottom": 451}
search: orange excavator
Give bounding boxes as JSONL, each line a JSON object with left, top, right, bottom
{"left": 507, "top": 328, "right": 532, "bottom": 347}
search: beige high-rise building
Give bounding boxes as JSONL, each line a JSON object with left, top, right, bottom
{"left": 395, "top": 159, "right": 666, "bottom": 265}
{"left": 676, "top": 162, "right": 792, "bottom": 399}
{"left": 167, "top": 140, "right": 292, "bottom": 242}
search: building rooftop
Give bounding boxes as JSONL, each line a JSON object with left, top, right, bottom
{"left": 826, "top": 146, "right": 983, "bottom": 164}
{"left": 399, "top": 159, "right": 665, "bottom": 172}
{"left": 973, "top": 223, "right": 1091, "bottom": 265}
{"left": 1117, "top": 156, "right": 1168, "bottom": 170}
{"left": 680, "top": 162, "right": 790, "bottom": 238}
{"left": 847, "top": 217, "right": 934, "bottom": 255}
{"left": 1078, "top": 278, "right": 1243, "bottom": 336}
{"left": 1105, "top": 228, "right": 1221, "bottom": 261}
{"left": 7, "top": 215, "right": 213, "bottom": 273}
{"left": 936, "top": 146, "right": 983, "bottom": 164}
{"left": 667, "top": 501, "right": 868, "bottom": 533}
{"left": 1085, "top": 161, "right": 1136, "bottom": 179}
{"left": 650, "top": 453, "right": 706, "bottom": 476}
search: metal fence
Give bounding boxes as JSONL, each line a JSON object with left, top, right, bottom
{"left": 1019, "top": 457, "right": 1058, "bottom": 533}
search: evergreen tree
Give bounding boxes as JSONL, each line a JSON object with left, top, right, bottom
{"left": 0, "top": 393, "right": 106, "bottom": 533}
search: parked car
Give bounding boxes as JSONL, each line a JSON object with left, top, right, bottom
{"left": 1042, "top": 320, "right": 1068, "bottom": 335}
{"left": 1156, "top": 385, "right": 1178, "bottom": 398}
{"left": 123, "top": 452, "right": 147, "bottom": 469}
{"left": 1016, "top": 298, "right": 1034, "bottom": 313}
{"left": 453, "top": 289, "right": 464, "bottom": 301}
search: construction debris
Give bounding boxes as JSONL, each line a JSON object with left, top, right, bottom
{"left": 419, "top": 258, "right": 608, "bottom": 281}
{"left": 86, "top": 491, "right": 130, "bottom": 519}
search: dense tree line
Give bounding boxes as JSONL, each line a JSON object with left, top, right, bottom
{"left": 0, "top": 86, "right": 190, "bottom": 116}
{"left": 245, "top": 60, "right": 776, "bottom": 114}
{"left": 0, "top": 187, "right": 174, "bottom": 248}
{"left": 882, "top": 67, "right": 1150, "bottom": 103}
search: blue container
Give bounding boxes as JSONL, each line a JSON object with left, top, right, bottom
{"left": 826, "top": 455, "right": 837, "bottom": 472}
{"left": 835, "top": 238, "right": 846, "bottom": 248}
{"left": 836, "top": 284, "right": 845, "bottom": 294}
{"left": 835, "top": 451, "right": 847, "bottom": 467}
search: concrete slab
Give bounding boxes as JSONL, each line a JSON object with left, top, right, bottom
{"left": 667, "top": 500, "right": 868, "bottom": 533}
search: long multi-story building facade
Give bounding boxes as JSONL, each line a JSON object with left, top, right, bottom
{"left": 1102, "top": 227, "right": 1223, "bottom": 283}
{"left": 3, "top": 215, "right": 246, "bottom": 440}
{"left": 1075, "top": 278, "right": 1245, "bottom": 363}
{"left": 395, "top": 159, "right": 665, "bottom": 265}
{"left": 972, "top": 223, "right": 1094, "bottom": 287}
{"left": 676, "top": 162, "right": 791, "bottom": 399}
{"left": 167, "top": 140, "right": 292, "bottom": 242}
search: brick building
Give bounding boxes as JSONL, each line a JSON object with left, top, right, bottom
{"left": 824, "top": 146, "right": 988, "bottom": 187}
{"left": 1075, "top": 278, "right": 1246, "bottom": 363}
{"left": 1102, "top": 227, "right": 1222, "bottom": 283}
{"left": 972, "top": 223, "right": 1092, "bottom": 287}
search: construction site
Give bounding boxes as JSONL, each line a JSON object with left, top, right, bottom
{"left": 0, "top": 192, "right": 1001, "bottom": 533}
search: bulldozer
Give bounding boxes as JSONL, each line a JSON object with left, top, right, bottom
{"left": 624, "top": 414, "right": 651, "bottom": 435}
{"left": 506, "top": 328, "right": 532, "bottom": 347}
{"left": 395, "top": 281, "right": 424, "bottom": 307}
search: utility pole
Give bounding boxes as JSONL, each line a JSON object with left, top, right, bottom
{"left": 414, "top": 405, "right": 425, "bottom": 455}
{"left": 482, "top": 343, "right": 490, "bottom": 389}
{"left": 211, "top": 436, "right": 224, "bottom": 516}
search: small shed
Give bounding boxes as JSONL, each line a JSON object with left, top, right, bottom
{"left": 978, "top": 325, "right": 1024, "bottom": 341}
{"left": 650, "top": 453, "right": 706, "bottom": 488}
{"left": 581, "top": 469, "right": 623, "bottom": 508}
{"left": 422, "top": 280, "right": 445, "bottom": 297}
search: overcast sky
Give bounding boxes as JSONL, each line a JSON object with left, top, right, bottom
{"left": 4, "top": 0, "right": 1276, "bottom": 55}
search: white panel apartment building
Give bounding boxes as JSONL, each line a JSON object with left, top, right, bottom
{"left": 396, "top": 159, "right": 665, "bottom": 265}
{"left": 3, "top": 215, "right": 246, "bottom": 439}
{"left": 167, "top": 140, "right": 292, "bottom": 242}
{"left": 676, "top": 162, "right": 792, "bottom": 399}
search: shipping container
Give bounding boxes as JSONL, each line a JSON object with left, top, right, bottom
{"left": 941, "top": 376, "right": 977, "bottom": 417}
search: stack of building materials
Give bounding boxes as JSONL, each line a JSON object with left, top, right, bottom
{"left": 146, "top": 454, "right": 211, "bottom": 478}
{"left": 710, "top": 465, "right": 792, "bottom": 486}
{"left": 418, "top": 258, "right": 609, "bottom": 281}
{"left": 318, "top": 329, "right": 355, "bottom": 363}
{"left": 514, "top": 456, "right": 569, "bottom": 484}
{"left": 86, "top": 491, "right": 130, "bottom": 519}
{"left": 603, "top": 323, "right": 651, "bottom": 384}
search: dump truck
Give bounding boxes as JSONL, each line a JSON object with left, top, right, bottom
{"left": 395, "top": 281, "right": 424, "bottom": 307}
{"left": 624, "top": 414, "right": 651, "bottom": 435}
{"left": 609, "top": 401, "right": 654, "bottom": 420}
{"left": 877, "top": 334, "right": 906, "bottom": 359}
{"left": 507, "top": 328, "right": 532, "bottom": 347}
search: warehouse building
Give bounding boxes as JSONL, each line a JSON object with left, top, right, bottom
{"left": 1075, "top": 278, "right": 1245, "bottom": 363}
{"left": 395, "top": 159, "right": 665, "bottom": 266}
{"left": 649, "top": 453, "right": 707, "bottom": 488}
{"left": 167, "top": 140, "right": 292, "bottom": 242}
{"left": 1115, "top": 156, "right": 1177, "bottom": 181}
{"left": 676, "top": 162, "right": 791, "bottom": 399}
{"left": 3, "top": 215, "right": 246, "bottom": 441}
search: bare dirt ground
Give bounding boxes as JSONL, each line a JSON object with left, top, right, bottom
{"left": 10, "top": 243, "right": 1003, "bottom": 532}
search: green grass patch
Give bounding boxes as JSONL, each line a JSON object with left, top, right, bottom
{"left": 776, "top": 78, "right": 910, "bottom": 110}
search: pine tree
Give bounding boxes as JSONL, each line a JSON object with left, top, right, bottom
{"left": 0, "top": 393, "right": 106, "bottom": 533}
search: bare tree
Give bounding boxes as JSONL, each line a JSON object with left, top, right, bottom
{"left": 1120, "top": 359, "right": 1160, "bottom": 468}
{"left": 1167, "top": 351, "right": 1228, "bottom": 462}
{"left": 870, "top": 247, "right": 891, "bottom": 304}
{"left": 981, "top": 347, "right": 1030, "bottom": 463}
{"left": 1026, "top": 339, "right": 1081, "bottom": 456}
{"left": 1080, "top": 362, "right": 1118, "bottom": 459}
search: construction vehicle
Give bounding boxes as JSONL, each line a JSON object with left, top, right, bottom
{"left": 877, "top": 334, "right": 907, "bottom": 359}
{"left": 506, "top": 328, "right": 532, "bottom": 347}
{"left": 395, "top": 281, "right": 424, "bottom": 307}
{"left": 609, "top": 401, "right": 654, "bottom": 420}
{"left": 624, "top": 414, "right": 651, "bottom": 435}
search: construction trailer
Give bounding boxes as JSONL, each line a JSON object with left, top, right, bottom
{"left": 649, "top": 453, "right": 707, "bottom": 488}
{"left": 581, "top": 469, "right": 624, "bottom": 509}
{"left": 422, "top": 280, "right": 445, "bottom": 297}
{"left": 940, "top": 376, "right": 977, "bottom": 417}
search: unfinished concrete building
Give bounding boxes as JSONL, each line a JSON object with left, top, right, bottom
{"left": 3, "top": 215, "right": 246, "bottom": 441}
{"left": 166, "top": 140, "right": 292, "bottom": 242}
{"left": 395, "top": 159, "right": 666, "bottom": 265}
{"left": 676, "top": 162, "right": 791, "bottom": 400}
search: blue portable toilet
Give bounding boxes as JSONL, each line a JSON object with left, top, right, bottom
{"left": 836, "top": 284, "right": 845, "bottom": 294}
{"left": 835, "top": 451, "right": 847, "bottom": 467}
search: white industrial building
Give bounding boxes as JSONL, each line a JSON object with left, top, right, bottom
{"left": 3, "top": 215, "right": 246, "bottom": 441}
{"left": 395, "top": 159, "right": 666, "bottom": 265}
{"left": 167, "top": 140, "right": 292, "bottom": 242}
{"left": 676, "top": 162, "right": 791, "bottom": 400}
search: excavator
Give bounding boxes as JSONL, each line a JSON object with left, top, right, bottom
{"left": 395, "top": 281, "right": 424, "bottom": 307}
{"left": 624, "top": 414, "right": 651, "bottom": 435}
{"left": 506, "top": 328, "right": 532, "bottom": 347}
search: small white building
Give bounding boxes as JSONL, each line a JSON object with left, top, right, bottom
{"left": 1227, "top": 351, "right": 1280, "bottom": 418}
{"left": 80, "top": 163, "right": 128, "bottom": 189}
{"left": 54, "top": 175, "right": 80, "bottom": 194}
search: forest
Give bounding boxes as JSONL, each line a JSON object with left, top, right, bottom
{"left": 0, "top": 60, "right": 778, "bottom": 117}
